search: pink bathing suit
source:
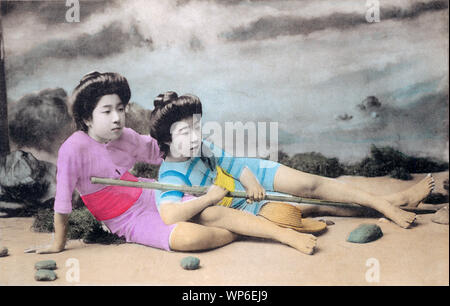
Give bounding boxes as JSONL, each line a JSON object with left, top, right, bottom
{"left": 54, "top": 127, "right": 180, "bottom": 251}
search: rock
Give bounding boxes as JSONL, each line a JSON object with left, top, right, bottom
{"left": 35, "top": 259, "right": 57, "bottom": 270}
{"left": 0, "top": 247, "right": 8, "bottom": 257}
{"left": 36, "top": 161, "right": 57, "bottom": 203}
{"left": 318, "top": 219, "right": 335, "bottom": 226}
{"left": 35, "top": 269, "right": 57, "bottom": 281}
{"left": 0, "top": 201, "right": 26, "bottom": 210}
{"left": 0, "top": 201, "right": 27, "bottom": 218}
{"left": 0, "top": 151, "right": 42, "bottom": 187}
{"left": 0, "top": 151, "right": 56, "bottom": 203}
{"left": 180, "top": 256, "right": 200, "bottom": 270}
{"left": 347, "top": 223, "right": 383, "bottom": 244}
{"left": 24, "top": 247, "right": 37, "bottom": 254}
{"left": 432, "top": 205, "right": 449, "bottom": 225}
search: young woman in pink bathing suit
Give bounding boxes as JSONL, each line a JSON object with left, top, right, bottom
{"left": 37, "top": 72, "right": 320, "bottom": 255}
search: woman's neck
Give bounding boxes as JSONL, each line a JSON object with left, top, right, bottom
{"left": 165, "top": 154, "right": 191, "bottom": 162}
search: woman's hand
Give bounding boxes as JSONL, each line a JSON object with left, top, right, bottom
{"left": 239, "top": 167, "right": 266, "bottom": 203}
{"left": 36, "top": 242, "right": 65, "bottom": 254}
{"left": 244, "top": 181, "right": 266, "bottom": 203}
{"left": 35, "top": 212, "right": 69, "bottom": 254}
{"left": 206, "top": 185, "right": 229, "bottom": 205}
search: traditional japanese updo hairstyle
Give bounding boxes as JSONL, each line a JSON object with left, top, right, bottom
{"left": 71, "top": 71, "right": 131, "bottom": 132}
{"left": 149, "top": 91, "right": 202, "bottom": 158}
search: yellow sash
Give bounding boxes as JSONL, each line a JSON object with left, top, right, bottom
{"left": 213, "top": 166, "right": 235, "bottom": 207}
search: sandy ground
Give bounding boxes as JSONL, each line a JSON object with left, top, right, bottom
{"left": 0, "top": 172, "right": 448, "bottom": 286}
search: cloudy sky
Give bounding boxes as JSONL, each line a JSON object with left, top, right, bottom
{"left": 2, "top": 0, "right": 448, "bottom": 162}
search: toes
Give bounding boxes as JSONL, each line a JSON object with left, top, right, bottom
{"left": 303, "top": 246, "right": 315, "bottom": 255}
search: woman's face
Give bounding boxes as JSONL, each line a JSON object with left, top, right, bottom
{"left": 85, "top": 94, "right": 126, "bottom": 143}
{"left": 166, "top": 114, "right": 202, "bottom": 161}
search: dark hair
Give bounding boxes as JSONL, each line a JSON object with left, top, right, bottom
{"left": 71, "top": 71, "right": 131, "bottom": 131}
{"left": 149, "top": 91, "right": 202, "bottom": 158}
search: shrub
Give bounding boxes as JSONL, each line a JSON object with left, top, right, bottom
{"left": 287, "top": 152, "right": 345, "bottom": 178}
{"left": 32, "top": 208, "right": 125, "bottom": 244}
{"left": 277, "top": 145, "right": 448, "bottom": 181}
{"left": 345, "top": 145, "right": 448, "bottom": 180}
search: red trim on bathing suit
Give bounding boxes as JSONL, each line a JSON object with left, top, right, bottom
{"left": 81, "top": 172, "right": 142, "bottom": 221}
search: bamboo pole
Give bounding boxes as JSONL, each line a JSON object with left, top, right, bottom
{"left": 90, "top": 176, "right": 363, "bottom": 208}
{"left": 90, "top": 176, "right": 435, "bottom": 213}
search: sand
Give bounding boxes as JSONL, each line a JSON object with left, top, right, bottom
{"left": 0, "top": 172, "right": 448, "bottom": 286}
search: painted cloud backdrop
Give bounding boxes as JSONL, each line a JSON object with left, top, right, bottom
{"left": 2, "top": 0, "right": 448, "bottom": 162}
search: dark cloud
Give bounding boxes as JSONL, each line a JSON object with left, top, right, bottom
{"left": 335, "top": 113, "right": 353, "bottom": 121}
{"left": 356, "top": 96, "right": 382, "bottom": 112}
{"left": 223, "top": 0, "right": 449, "bottom": 41}
{"left": 5, "top": 21, "right": 151, "bottom": 87}
{"left": 1, "top": 0, "right": 114, "bottom": 24}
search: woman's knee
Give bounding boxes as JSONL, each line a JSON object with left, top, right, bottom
{"left": 197, "top": 206, "right": 226, "bottom": 225}
{"left": 274, "top": 165, "right": 319, "bottom": 196}
{"left": 170, "top": 222, "right": 222, "bottom": 251}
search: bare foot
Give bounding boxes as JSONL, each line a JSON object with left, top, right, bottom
{"left": 377, "top": 202, "right": 417, "bottom": 228}
{"left": 280, "top": 229, "right": 317, "bottom": 255}
{"left": 383, "top": 174, "right": 435, "bottom": 208}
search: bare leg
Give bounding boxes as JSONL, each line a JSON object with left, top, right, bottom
{"left": 169, "top": 221, "right": 238, "bottom": 251}
{"left": 194, "top": 206, "right": 317, "bottom": 255}
{"left": 273, "top": 165, "right": 416, "bottom": 228}
{"left": 380, "top": 174, "right": 435, "bottom": 207}
{"left": 298, "top": 174, "right": 435, "bottom": 216}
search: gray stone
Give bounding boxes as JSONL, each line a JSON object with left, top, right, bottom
{"left": 432, "top": 205, "right": 449, "bottom": 225}
{"left": 35, "top": 260, "right": 57, "bottom": 270}
{"left": 35, "top": 269, "right": 57, "bottom": 281}
{"left": 180, "top": 256, "right": 200, "bottom": 270}
{"left": 0, "top": 247, "right": 8, "bottom": 257}
{"left": 347, "top": 223, "right": 383, "bottom": 243}
{"left": 319, "top": 219, "right": 335, "bottom": 226}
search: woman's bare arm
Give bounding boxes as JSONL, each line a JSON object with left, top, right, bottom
{"left": 159, "top": 185, "right": 228, "bottom": 224}
{"left": 36, "top": 212, "right": 69, "bottom": 254}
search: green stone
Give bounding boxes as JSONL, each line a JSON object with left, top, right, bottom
{"left": 35, "top": 260, "right": 57, "bottom": 270}
{"left": 35, "top": 269, "right": 57, "bottom": 281}
{"left": 347, "top": 223, "right": 383, "bottom": 243}
{"left": 180, "top": 256, "right": 200, "bottom": 270}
